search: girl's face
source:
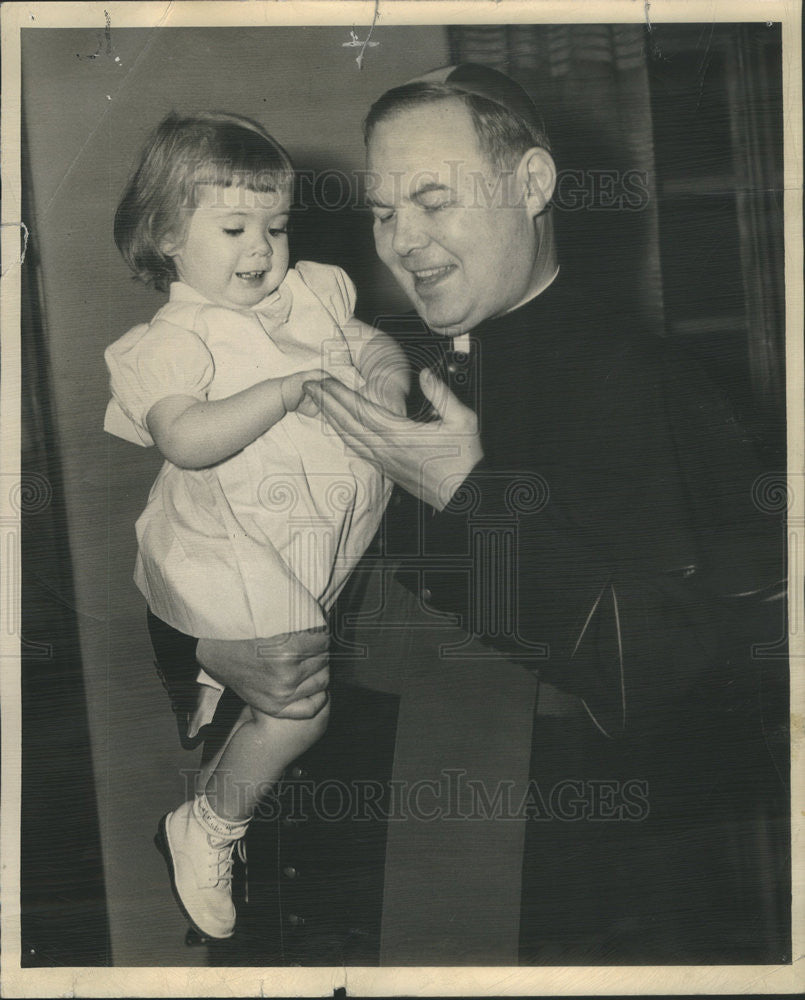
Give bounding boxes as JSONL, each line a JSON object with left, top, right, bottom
{"left": 163, "top": 183, "right": 291, "bottom": 308}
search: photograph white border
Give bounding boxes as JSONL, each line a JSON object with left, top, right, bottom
{"left": 1, "top": 1, "right": 802, "bottom": 996}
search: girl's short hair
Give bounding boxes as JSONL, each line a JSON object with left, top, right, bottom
{"left": 115, "top": 111, "right": 294, "bottom": 291}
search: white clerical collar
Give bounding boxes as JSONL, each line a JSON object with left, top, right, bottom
{"left": 451, "top": 265, "right": 560, "bottom": 353}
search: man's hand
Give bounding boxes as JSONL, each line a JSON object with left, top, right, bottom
{"left": 196, "top": 628, "right": 330, "bottom": 720}
{"left": 305, "top": 367, "right": 483, "bottom": 510}
{"left": 362, "top": 374, "right": 408, "bottom": 417}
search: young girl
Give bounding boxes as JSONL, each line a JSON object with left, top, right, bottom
{"left": 104, "top": 111, "right": 406, "bottom": 940}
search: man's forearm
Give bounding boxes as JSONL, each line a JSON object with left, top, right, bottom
{"left": 345, "top": 320, "right": 411, "bottom": 406}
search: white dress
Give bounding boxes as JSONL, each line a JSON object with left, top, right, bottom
{"left": 105, "top": 261, "right": 390, "bottom": 655}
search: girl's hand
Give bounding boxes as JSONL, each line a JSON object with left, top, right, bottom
{"left": 281, "top": 369, "right": 325, "bottom": 416}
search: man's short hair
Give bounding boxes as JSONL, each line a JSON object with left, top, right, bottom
{"left": 115, "top": 111, "right": 294, "bottom": 291}
{"left": 363, "top": 64, "right": 551, "bottom": 171}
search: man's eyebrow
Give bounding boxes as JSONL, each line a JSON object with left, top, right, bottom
{"left": 411, "top": 181, "right": 454, "bottom": 199}
{"left": 366, "top": 182, "right": 454, "bottom": 210}
{"left": 365, "top": 194, "right": 391, "bottom": 209}
{"left": 208, "top": 208, "right": 289, "bottom": 216}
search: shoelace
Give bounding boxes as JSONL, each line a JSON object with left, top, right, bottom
{"left": 207, "top": 836, "right": 248, "bottom": 889}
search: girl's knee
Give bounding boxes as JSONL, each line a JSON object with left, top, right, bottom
{"left": 197, "top": 636, "right": 261, "bottom": 673}
{"left": 250, "top": 698, "right": 330, "bottom": 740}
{"left": 310, "top": 697, "right": 331, "bottom": 737}
{"left": 249, "top": 706, "right": 277, "bottom": 735}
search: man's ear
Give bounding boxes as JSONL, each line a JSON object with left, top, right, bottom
{"left": 517, "top": 147, "right": 556, "bottom": 219}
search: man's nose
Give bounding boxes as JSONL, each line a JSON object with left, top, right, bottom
{"left": 391, "top": 210, "right": 428, "bottom": 256}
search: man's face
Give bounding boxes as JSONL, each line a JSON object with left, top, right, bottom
{"left": 367, "top": 100, "right": 542, "bottom": 335}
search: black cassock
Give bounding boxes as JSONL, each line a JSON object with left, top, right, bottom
{"left": 153, "top": 264, "right": 789, "bottom": 965}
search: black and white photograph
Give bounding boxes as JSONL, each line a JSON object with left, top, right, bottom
{"left": 1, "top": 1, "right": 802, "bottom": 996}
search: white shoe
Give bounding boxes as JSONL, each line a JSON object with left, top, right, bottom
{"left": 155, "top": 800, "right": 245, "bottom": 939}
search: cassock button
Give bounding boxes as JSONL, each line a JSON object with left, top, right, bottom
{"left": 421, "top": 587, "right": 432, "bottom": 603}
{"left": 288, "top": 913, "right": 305, "bottom": 927}
{"left": 283, "top": 865, "right": 299, "bottom": 879}
{"left": 288, "top": 765, "right": 307, "bottom": 779}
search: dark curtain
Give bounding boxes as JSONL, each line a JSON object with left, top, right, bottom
{"left": 20, "top": 136, "right": 111, "bottom": 966}
{"left": 449, "top": 24, "right": 665, "bottom": 335}
{"left": 728, "top": 24, "right": 786, "bottom": 425}
{"left": 448, "top": 23, "right": 786, "bottom": 443}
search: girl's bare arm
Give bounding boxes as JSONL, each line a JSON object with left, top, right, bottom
{"left": 146, "top": 369, "right": 323, "bottom": 469}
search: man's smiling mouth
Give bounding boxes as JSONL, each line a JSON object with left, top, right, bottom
{"left": 411, "top": 265, "right": 456, "bottom": 288}
{"left": 236, "top": 270, "right": 267, "bottom": 280}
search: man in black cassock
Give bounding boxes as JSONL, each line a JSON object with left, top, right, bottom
{"left": 155, "top": 64, "right": 788, "bottom": 965}
{"left": 305, "top": 63, "right": 787, "bottom": 965}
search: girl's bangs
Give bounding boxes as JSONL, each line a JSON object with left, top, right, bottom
{"left": 188, "top": 159, "right": 293, "bottom": 197}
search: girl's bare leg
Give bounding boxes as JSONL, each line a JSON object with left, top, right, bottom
{"left": 202, "top": 699, "right": 330, "bottom": 822}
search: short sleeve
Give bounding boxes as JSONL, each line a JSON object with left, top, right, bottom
{"left": 104, "top": 319, "right": 215, "bottom": 447}
{"left": 294, "top": 261, "right": 357, "bottom": 326}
